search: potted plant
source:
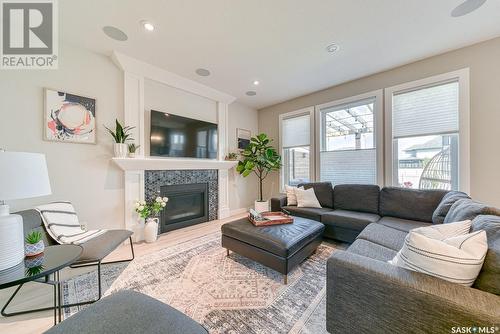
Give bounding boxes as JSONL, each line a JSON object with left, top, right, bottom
{"left": 224, "top": 152, "right": 239, "bottom": 161}
{"left": 25, "top": 230, "right": 44, "bottom": 257}
{"left": 134, "top": 197, "right": 169, "bottom": 243}
{"left": 128, "top": 143, "right": 140, "bottom": 158}
{"left": 104, "top": 119, "right": 135, "bottom": 158}
{"left": 236, "top": 133, "right": 281, "bottom": 213}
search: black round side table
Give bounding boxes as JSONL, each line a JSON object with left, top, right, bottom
{"left": 0, "top": 244, "right": 82, "bottom": 325}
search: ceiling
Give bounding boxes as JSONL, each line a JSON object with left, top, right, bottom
{"left": 60, "top": 0, "right": 500, "bottom": 109}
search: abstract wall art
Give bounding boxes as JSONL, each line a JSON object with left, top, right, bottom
{"left": 44, "top": 89, "right": 96, "bottom": 144}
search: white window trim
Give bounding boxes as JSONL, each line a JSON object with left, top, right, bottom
{"left": 314, "top": 90, "right": 384, "bottom": 186}
{"left": 279, "top": 106, "right": 315, "bottom": 191}
{"left": 384, "top": 68, "right": 470, "bottom": 193}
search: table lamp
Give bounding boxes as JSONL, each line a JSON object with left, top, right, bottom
{"left": 0, "top": 150, "right": 52, "bottom": 271}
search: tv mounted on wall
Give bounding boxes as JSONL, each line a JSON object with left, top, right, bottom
{"left": 150, "top": 110, "right": 218, "bottom": 159}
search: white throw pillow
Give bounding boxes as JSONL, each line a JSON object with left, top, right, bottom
{"left": 285, "top": 185, "right": 303, "bottom": 206}
{"left": 295, "top": 188, "right": 322, "bottom": 208}
{"left": 389, "top": 220, "right": 488, "bottom": 286}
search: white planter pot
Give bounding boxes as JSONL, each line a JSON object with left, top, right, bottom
{"left": 113, "top": 143, "right": 128, "bottom": 158}
{"left": 254, "top": 200, "right": 269, "bottom": 213}
{"left": 128, "top": 152, "right": 136, "bottom": 158}
{"left": 144, "top": 218, "right": 159, "bottom": 243}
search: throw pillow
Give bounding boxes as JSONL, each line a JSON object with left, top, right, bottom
{"left": 284, "top": 185, "right": 303, "bottom": 206}
{"left": 443, "top": 198, "right": 499, "bottom": 224}
{"left": 432, "top": 191, "right": 470, "bottom": 224}
{"left": 36, "top": 202, "right": 106, "bottom": 244}
{"left": 295, "top": 188, "right": 322, "bottom": 208}
{"left": 389, "top": 221, "right": 488, "bottom": 286}
{"left": 471, "top": 215, "right": 500, "bottom": 295}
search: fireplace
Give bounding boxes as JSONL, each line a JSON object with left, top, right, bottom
{"left": 159, "top": 183, "right": 209, "bottom": 232}
{"left": 144, "top": 169, "right": 219, "bottom": 235}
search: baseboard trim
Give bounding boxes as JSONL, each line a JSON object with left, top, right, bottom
{"left": 230, "top": 208, "right": 248, "bottom": 216}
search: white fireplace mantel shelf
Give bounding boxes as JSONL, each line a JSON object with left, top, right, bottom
{"left": 112, "top": 157, "right": 238, "bottom": 171}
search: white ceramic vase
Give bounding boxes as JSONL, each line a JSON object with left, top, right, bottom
{"left": 144, "top": 217, "right": 159, "bottom": 243}
{"left": 113, "top": 143, "right": 128, "bottom": 158}
{"left": 254, "top": 200, "right": 269, "bottom": 213}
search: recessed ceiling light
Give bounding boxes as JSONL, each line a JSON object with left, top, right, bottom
{"left": 253, "top": 80, "right": 260, "bottom": 86}
{"left": 246, "top": 91, "right": 257, "bottom": 96}
{"left": 141, "top": 20, "right": 155, "bottom": 31}
{"left": 195, "top": 68, "right": 211, "bottom": 77}
{"left": 451, "top": 0, "right": 487, "bottom": 17}
{"left": 102, "top": 26, "right": 128, "bottom": 41}
{"left": 326, "top": 43, "right": 340, "bottom": 53}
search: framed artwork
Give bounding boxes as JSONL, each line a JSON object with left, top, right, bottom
{"left": 44, "top": 88, "right": 96, "bottom": 144}
{"left": 237, "top": 128, "right": 251, "bottom": 150}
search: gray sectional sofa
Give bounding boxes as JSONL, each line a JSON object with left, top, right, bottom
{"left": 271, "top": 183, "right": 500, "bottom": 333}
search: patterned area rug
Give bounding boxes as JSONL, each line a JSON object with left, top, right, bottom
{"left": 62, "top": 232, "right": 337, "bottom": 334}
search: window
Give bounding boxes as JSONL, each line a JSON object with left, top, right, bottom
{"left": 279, "top": 108, "right": 314, "bottom": 188}
{"left": 385, "top": 69, "right": 470, "bottom": 192}
{"left": 316, "top": 91, "right": 383, "bottom": 186}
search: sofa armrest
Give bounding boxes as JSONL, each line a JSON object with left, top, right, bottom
{"left": 326, "top": 251, "right": 500, "bottom": 334}
{"left": 270, "top": 194, "right": 287, "bottom": 211}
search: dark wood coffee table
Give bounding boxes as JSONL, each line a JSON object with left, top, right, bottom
{"left": 221, "top": 215, "right": 325, "bottom": 284}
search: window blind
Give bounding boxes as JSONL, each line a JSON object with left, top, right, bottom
{"left": 393, "top": 81, "right": 459, "bottom": 139}
{"left": 282, "top": 114, "right": 310, "bottom": 148}
{"left": 320, "top": 149, "right": 376, "bottom": 185}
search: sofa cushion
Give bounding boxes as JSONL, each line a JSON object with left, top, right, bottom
{"left": 443, "top": 198, "right": 500, "bottom": 224}
{"left": 347, "top": 239, "right": 397, "bottom": 262}
{"left": 379, "top": 187, "right": 447, "bottom": 222}
{"left": 321, "top": 210, "right": 380, "bottom": 231}
{"left": 333, "top": 184, "right": 380, "bottom": 214}
{"left": 283, "top": 206, "right": 333, "bottom": 221}
{"left": 432, "top": 191, "right": 470, "bottom": 224}
{"left": 471, "top": 215, "right": 500, "bottom": 295}
{"left": 356, "top": 223, "right": 407, "bottom": 251}
{"left": 298, "top": 182, "right": 334, "bottom": 208}
{"left": 378, "top": 216, "right": 432, "bottom": 233}
{"left": 221, "top": 216, "right": 325, "bottom": 258}
{"left": 45, "top": 290, "right": 208, "bottom": 334}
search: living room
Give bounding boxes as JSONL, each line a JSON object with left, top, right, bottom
{"left": 0, "top": 1, "right": 499, "bottom": 333}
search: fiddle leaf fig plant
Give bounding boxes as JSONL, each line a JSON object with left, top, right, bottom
{"left": 236, "top": 133, "right": 281, "bottom": 202}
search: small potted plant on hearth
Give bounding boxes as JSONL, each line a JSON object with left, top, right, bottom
{"left": 25, "top": 230, "right": 44, "bottom": 257}
{"left": 135, "top": 197, "right": 169, "bottom": 243}
{"left": 104, "top": 119, "right": 135, "bottom": 158}
{"left": 128, "top": 143, "right": 140, "bottom": 158}
{"left": 236, "top": 133, "right": 281, "bottom": 213}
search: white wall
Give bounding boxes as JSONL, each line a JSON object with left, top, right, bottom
{"left": 259, "top": 37, "right": 500, "bottom": 207}
{"left": 144, "top": 78, "right": 259, "bottom": 212}
{"left": 227, "top": 102, "right": 259, "bottom": 212}
{"left": 0, "top": 44, "right": 124, "bottom": 229}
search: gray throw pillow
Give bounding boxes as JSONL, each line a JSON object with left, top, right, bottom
{"left": 443, "top": 198, "right": 499, "bottom": 224}
{"left": 432, "top": 191, "right": 470, "bottom": 224}
{"left": 471, "top": 215, "right": 500, "bottom": 295}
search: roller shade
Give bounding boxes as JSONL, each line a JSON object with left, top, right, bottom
{"left": 282, "top": 114, "right": 310, "bottom": 148}
{"left": 320, "top": 149, "right": 376, "bottom": 185}
{"left": 393, "top": 81, "right": 459, "bottom": 139}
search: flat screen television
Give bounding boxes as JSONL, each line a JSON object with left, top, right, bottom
{"left": 150, "top": 110, "right": 218, "bottom": 159}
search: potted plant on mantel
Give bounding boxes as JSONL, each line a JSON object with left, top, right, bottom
{"left": 104, "top": 119, "right": 135, "bottom": 158}
{"left": 236, "top": 133, "right": 281, "bottom": 213}
{"left": 134, "top": 197, "right": 169, "bottom": 243}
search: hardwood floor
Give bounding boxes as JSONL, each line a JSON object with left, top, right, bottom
{"left": 0, "top": 213, "right": 246, "bottom": 334}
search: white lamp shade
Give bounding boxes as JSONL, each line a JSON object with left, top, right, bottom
{"left": 0, "top": 151, "right": 52, "bottom": 200}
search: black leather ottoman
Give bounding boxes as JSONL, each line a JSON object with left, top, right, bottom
{"left": 221, "top": 216, "right": 325, "bottom": 284}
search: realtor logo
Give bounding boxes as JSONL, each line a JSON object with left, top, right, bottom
{"left": 1, "top": 0, "right": 58, "bottom": 69}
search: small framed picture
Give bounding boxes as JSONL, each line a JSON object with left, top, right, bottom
{"left": 44, "top": 88, "right": 96, "bottom": 144}
{"left": 237, "top": 128, "right": 251, "bottom": 150}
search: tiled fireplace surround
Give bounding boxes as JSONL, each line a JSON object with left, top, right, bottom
{"left": 145, "top": 170, "right": 219, "bottom": 232}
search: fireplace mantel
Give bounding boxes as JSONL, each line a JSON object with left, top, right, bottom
{"left": 112, "top": 157, "right": 237, "bottom": 171}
